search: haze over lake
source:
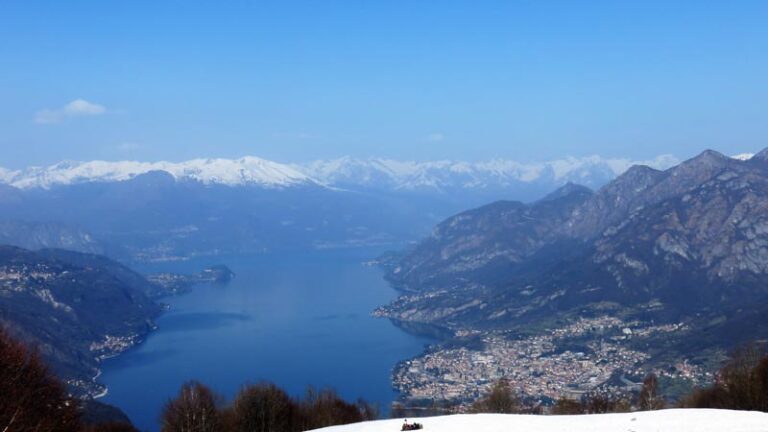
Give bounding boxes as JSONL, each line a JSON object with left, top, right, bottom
{"left": 99, "top": 248, "right": 431, "bottom": 432}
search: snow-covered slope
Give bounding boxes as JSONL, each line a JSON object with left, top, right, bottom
{"left": 732, "top": 153, "right": 755, "bottom": 161}
{"left": 0, "top": 157, "right": 314, "bottom": 189}
{"left": 310, "top": 410, "right": 768, "bottom": 432}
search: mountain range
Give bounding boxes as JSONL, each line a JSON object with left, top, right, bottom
{"left": 379, "top": 149, "right": 768, "bottom": 367}
{"left": 0, "top": 154, "right": 679, "bottom": 193}
{"left": 0, "top": 154, "right": 683, "bottom": 261}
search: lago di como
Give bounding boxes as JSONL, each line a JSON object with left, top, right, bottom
{"left": 99, "top": 250, "right": 433, "bottom": 431}
{"left": 2, "top": 2, "right": 768, "bottom": 432}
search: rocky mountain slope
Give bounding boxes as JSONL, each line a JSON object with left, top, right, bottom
{"left": 385, "top": 183, "right": 594, "bottom": 291}
{"left": 380, "top": 149, "right": 768, "bottom": 359}
{"left": 0, "top": 221, "right": 103, "bottom": 253}
{"left": 0, "top": 246, "right": 162, "bottom": 396}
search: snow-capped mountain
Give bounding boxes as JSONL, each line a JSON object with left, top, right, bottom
{"left": 0, "top": 150, "right": 759, "bottom": 261}
{"left": 0, "top": 157, "right": 314, "bottom": 189}
{"left": 294, "top": 155, "right": 681, "bottom": 192}
{"left": 732, "top": 153, "right": 755, "bottom": 161}
{"left": 0, "top": 154, "right": 683, "bottom": 191}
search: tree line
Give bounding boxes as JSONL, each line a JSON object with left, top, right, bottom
{"left": 159, "top": 380, "right": 378, "bottom": 432}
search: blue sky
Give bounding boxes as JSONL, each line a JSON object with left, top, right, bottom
{"left": 1, "top": 1, "right": 766, "bottom": 168}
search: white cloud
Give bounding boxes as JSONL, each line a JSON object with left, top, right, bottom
{"left": 63, "top": 99, "right": 106, "bottom": 116}
{"left": 427, "top": 132, "right": 445, "bottom": 142}
{"left": 35, "top": 99, "right": 107, "bottom": 124}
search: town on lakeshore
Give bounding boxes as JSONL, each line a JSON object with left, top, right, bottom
{"left": 392, "top": 316, "right": 711, "bottom": 410}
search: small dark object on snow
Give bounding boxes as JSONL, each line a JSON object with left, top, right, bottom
{"left": 401, "top": 420, "right": 423, "bottom": 431}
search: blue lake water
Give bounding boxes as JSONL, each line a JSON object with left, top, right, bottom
{"left": 99, "top": 248, "right": 431, "bottom": 432}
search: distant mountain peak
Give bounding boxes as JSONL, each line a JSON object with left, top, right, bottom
{"left": 539, "top": 182, "right": 593, "bottom": 202}
{"left": 621, "top": 163, "right": 663, "bottom": 176}
{"left": 0, "top": 153, "right": 685, "bottom": 191}
{"left": 732, "top": 152, "right": 755, "bottom": 161}
{"left": 687, "top": 149, "right": 731, "bottom": 166}
{"left": 750, "top": 147, "right": 768, "bottom": 161}
{"left": 0, "top": 158, "right": 316, "bottom": 189}
{"left": 599, "top": 163, "right": 665, "bottom": 194}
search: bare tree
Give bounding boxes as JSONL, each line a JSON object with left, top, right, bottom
{"left": 580, "top": 392, "right": 630, "bottom": 414}
{"left": 300, "top": 386, "right": 364, "bottom": 430}
{"left": 471, "top": 378, "right": 521, "bottom": 414}
{"left": 160, "top": 381, "right": 221, "bottom": 432}
{"left": 551, "top": 397, "right": 583, "bottom": 415}
{"left": 230, "top": 382, "right": 296, "bottom": 432}
{"left": 355, "top": 398, "right": 380, "bottom": 421}
{"left": 720, "top": 342, "right": 767, "bottom": 410}
{"left": 678, "top": 341, "right": 768, "bottom": 412}
{"left": 0, "top": 329, "right": 81, "bottom": 432}
{"left": 754, "top": 356, "right": 768, "bottom": 412}
{"left": 638, "top": 373, "right": 665, "bottom": 410}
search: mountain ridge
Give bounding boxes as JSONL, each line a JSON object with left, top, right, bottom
{"left": 0, "top": 245, "right": 162, "bottom": 396}
{"left": 377, "top": 148, "right": 768, "bottom": 404}
{"left": 384, "top": 147, "right": 768, "bottom": 321}
{"left": 0, "top": 154, "right": 683, "bottom": 191}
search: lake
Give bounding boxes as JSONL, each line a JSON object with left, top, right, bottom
{"left": 99, "top": 248, "right": 431, "bottom": 432}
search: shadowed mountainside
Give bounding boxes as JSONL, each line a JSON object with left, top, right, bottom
{"left": 380, "top": 149, "right": 768, "bottom": 358}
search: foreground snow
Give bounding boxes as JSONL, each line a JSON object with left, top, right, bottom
{"left": 309, "top": 409, "right": 768, "bottom": 432}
